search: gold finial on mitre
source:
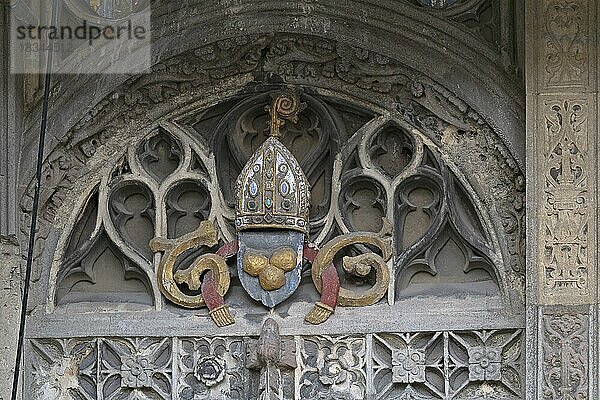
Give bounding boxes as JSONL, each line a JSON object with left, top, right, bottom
{"left": 235, "top": 91, "right": 311, "bottom": 234}
{"left": 265, "top": 92, "right": 307, "bottom": 138}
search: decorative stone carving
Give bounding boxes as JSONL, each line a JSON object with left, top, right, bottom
{"left": 46, "top": 87, "right": 519, "bottom": 331}
{"left": 120, "top": 355, "right": 154, "bottom": 388}
{"left": 178, "top": 337, "right": 245, "bottom": 399}
{"left": 29, "top": 339, "right": 97, "bottom": 400}
{"left": 541, "top": 99, "right": 591, "bottom": 300}
{"left": 26, "top": 36, "right": 524, "bottom": 316}
{"left": 543, "top": 0, "right": 589, "bottom": 87}
{"left": 391, "top": 347, "right": 426, "bottom": 383}
{"left": 26, "top": 328, "right": 523, "bottom": 399}
{"left": 413, "top": 0, "right": 503, "bottom": 56}
{"left": 18, "top": 28, "right": 526, "bottom": 399}
{"left": 100, "top": 338, "right": 172, "bottom": 398}
{"left": 540, "top": 311, "right": 588, "bottom": 400}
{"left": 468, "top": 346, "right": 502, "bottom": 381}
{"left": 372, "top": 330, "right": 522, "bottom": 399}
{"left": 298, "top": 336, "right": 366, "bottom": 400}
{"left": 194, "top": 356, "right": 226, "bottom": 387}
{"left": 247, "top": 318, "right": 297, "bottom": 400}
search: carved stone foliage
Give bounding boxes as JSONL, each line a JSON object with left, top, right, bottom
{"left": 100, "top": 338, "right": 173, "bottom": 399}
{"left": 541, "top": 99, "right": 591, "bottom": 300}
{"left": 26, "top": 329, "right": 522, "bottom": 399}
{"left": 178, "top": 337, "right": 245, "bottom": 399}
{"left": 29, "top": 338, "right": 97, "bottom": 400}
{"left": 53, "top": 91, "right": 508, "bottom": 312}
{"left": 372, "top": 330, "right": 522, "bottom": 399}
{"left": 298, "top": 336, "right": 366, "bottom": 400}
{"left": 542, "top": 0, "right": 589, "bottom": 87}
{"left": 540, "top": 311, "right": 588, "bottom": 400}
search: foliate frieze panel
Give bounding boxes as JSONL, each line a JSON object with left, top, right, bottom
{"left": 540, "top": 0, "right": 592, "bottom": 89}
{"left": 28, "top": 338, "right": 97, "bottom": 400}
{"left": 538, "top": 97, "right": 596, "bottom": 303}
{"left": 26, "top": 329, "right": 522, "bottom": 400}
{"left": 539, "top": 309, "right": 589, "bottom": 400}
{"left": 99, "top": 338, "right": 173, "bottom": 399}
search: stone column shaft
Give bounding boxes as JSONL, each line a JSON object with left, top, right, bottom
{"left": 526, "top": 0, "right": 598, "bottom": 399}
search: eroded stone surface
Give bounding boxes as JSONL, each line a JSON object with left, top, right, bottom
{"left": 0, "top": 238, "right": 21, "bottom": 400}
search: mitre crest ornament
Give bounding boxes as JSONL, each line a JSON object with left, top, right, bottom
{"left": 234, "top": 93, "right": 310, "bottom": 307}
{"left": 151, "top": 90, "right": 393, "bottom": 327}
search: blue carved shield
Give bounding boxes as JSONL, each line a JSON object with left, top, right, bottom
{"left": 237, "top": 230, "right": 304, "bottom": 308}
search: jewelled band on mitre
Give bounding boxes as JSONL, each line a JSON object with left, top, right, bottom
{"left": 234, "top": 135, "right": 310, "bottom": 235}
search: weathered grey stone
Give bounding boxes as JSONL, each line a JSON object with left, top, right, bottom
{"left": 1, "top": 3, "right": 19, "bottom": 238}
{"left": 0, "top": 238, "right": 21, "bottom": 400}
{"left": 17, "top": 0, "right": 600, "bottom": 398}
{"left": 525, "top": 0, "right": 599, "bottom": 399}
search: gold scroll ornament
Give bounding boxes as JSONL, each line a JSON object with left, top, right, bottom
{"left": 150, "top": 220, "right": 230, "bottom": 308}
{"left": 311, "top": 220, "right": 393, "bottom": 307}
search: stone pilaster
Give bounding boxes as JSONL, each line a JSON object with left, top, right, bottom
{"left": 1, "top": 2, "right": 18, "bottom": 237}
{"left": 0, "top": 4, "right": 22, "bottom": 398}
{"left": 526, "top": 0, "right": 598, "bottom": 399}
{"left": 0, "top": 238, "right": 21, "bottom": 400}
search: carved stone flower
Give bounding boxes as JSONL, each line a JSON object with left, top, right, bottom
{"left": 195, "top": 45, "right": 216, "bottom": 61}
{"left": 468, "top": 346, "right": 502, "bottom": 381}
{"left": 409, "top": 81, "right": 425, "bottom": 98}
{"left": 319, "top": 354, "right": 349, "bottom": 386}
{"left": 391, "top": 347, "right": 426, "bottom": 383}
{"left": 194, "top": 355, "right": 226, "bottom": 387}
{"left": 120, "top": 355, "right": 153, "bottom": 388}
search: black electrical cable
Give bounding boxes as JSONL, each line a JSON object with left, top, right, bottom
{"left": 11, "top": 1, "right": 58, "bottom": 399}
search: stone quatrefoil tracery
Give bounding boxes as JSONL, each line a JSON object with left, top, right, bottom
{"left": 54, "top": 92, "right": 502, "bottom": 312}
{"left": 28, "top": 328, "right": 523, "bottom": 399}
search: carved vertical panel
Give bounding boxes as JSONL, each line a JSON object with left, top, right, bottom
{"left": 541, "top": 0, "right": 590, "bottom": 88}
{"left": 539, "top": 98, "right": 595, "bottom": 303}
{"left": 539, "top": 310, "right": 589, "bottom": 399}
{"left": 528, "top": 0, "right": 597, "bottom": 397}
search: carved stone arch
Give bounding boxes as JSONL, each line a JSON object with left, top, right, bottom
{"left": 17, "top": 0, "right": 523, "bottom": 183}
{"left": 18, "top": 8, "right": 525, "bottom": 398}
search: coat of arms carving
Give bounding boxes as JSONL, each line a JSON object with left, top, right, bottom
{"left": 151, "top": 91, "right": 392, "bottom": 326}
